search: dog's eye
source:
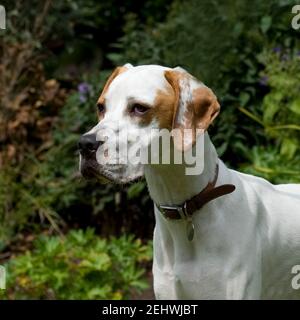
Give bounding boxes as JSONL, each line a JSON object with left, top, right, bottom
{"left": 97, "top": 103, "right": 105, "bottom": 113}
{"left": 130, "top": 103, "right": 150, "bottom": 116}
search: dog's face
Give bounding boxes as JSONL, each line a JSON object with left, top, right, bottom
{"left": 78, "top": 64, "right": 220, "bottom": 184}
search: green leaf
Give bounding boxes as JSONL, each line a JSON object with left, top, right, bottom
{"left": 280, "top": 138, "right": 298, "bottom": 159}
{"left": 127, "top": 181, "right": 146, "bottom": 199}
{"left": 289, "top": 99, "right": 300, "bottom": 115}
{"left": 239, "top": 92, "right": 250, "bottom": 107}
{"left": 263, "top": 92, "right": 282, "bottom": 124}
{"left": 260, "top": 16, "right": 272, "bottom": 33}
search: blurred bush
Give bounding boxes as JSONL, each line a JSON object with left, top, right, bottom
{"left": 239, "top": 48, "right": 300, "bottom": 182}
{"left": 109, "top": 0, "right": 300, "bottom": 179}
{"left": 2, "top": 229, "right": 152, "bottom": 299}
{"left": 1, "top": 0, "right": 161, "bottom": 251}
{"left": 0, "top": 2, "right": 67, "bottom": 166}
{"left": 1, "top": 0, "right": 300, "bottom": 300}
{"left": 0, "top": 72, "right": 153, "bottom": 251}
{"left": 0, "top": 0, "right": 172, "bottom": 166}
{"left": 260, "top": 48, "right": 300, "bottom": 159}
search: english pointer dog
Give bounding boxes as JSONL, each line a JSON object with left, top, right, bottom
{"left": 78, "top": 64, "right": 300, "bottom": 299}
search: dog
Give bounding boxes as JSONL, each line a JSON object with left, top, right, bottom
{"left": 78, "top": 64, "right": 300, "bottom": 299}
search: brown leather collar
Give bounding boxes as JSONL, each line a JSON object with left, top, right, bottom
{"left": 156, "top": 164, "right": 236, "bottom": 241}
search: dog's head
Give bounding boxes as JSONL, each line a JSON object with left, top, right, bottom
{"left": 78, "top": 64, "right": 220, "bottom": 184}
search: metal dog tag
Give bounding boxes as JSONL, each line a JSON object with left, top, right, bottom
{"left": 186, "top": 218, "right": 195, "bottom": 242}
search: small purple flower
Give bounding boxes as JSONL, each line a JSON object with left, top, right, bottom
{"left": 272, "top": 46, "right": 282, "bottom": 54}
{"left": 78, "top": 82, "right": 91, "bottom": 94}
{"left": 259, "top": 75, "right": 269, "bottom": 86}
{"left": 78, "top": 82, "right": 91, "bottom": 103}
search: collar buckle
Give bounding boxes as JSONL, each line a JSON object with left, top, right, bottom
{"left": 158, "top": 202, "right": 188, "bottom": 220}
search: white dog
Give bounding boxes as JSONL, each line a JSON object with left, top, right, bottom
{"left": 78, "top": 64, "right": 300, "bottom": 299}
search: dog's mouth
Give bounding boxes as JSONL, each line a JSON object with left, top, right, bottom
{"left": 80, "top": 158, "right": 142, "bottom": 184}
{"left": 80, "top": 158, "right": 109, "bottom": 183}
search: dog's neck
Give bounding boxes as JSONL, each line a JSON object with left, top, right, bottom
{"left": 144, "top": 133, "right": 219, "bottom": 207}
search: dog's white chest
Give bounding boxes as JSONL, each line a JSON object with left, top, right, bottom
{"left": 153, "top": 262, "right": 227, "bottom": 299}
{"left": 151, "top": 220, "right": 252, "bottom": 300}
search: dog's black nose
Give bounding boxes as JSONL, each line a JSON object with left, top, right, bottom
{"left": 78, "top": 134, "right": 100, "bottom": 156}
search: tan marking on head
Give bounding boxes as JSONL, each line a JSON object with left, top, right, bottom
{"left": 97, "top": 66, "right": 128, "bottom": 120}
{"left": 129, "top": 83, "right": 175, "bottom": 129}
{"left": 152, "top": 84, "right": 175, "bottom": 129}
{"left": 164, "top": 70, "right": 181, "bottom": 129}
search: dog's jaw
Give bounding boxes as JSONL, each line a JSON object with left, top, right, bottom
{"left": 80, "top": 153, "right": 144, "bottom": 184}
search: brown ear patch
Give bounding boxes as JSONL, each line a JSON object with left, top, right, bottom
{"left": 191, "top": 86, "right": 220, "bottom": 130}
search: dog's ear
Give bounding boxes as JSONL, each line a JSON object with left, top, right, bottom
{"left": 164, "top": 67, "right": 220, "bottom": 151}
{"left": 98, "top": 64, "right": 132, "bottom": 105}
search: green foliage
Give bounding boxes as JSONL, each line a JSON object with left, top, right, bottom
{"left": 0, "top": 162, "right": 65, "bottom": 251}
{"left": 259, "top": 49, "right": 300, "bottom": 159}
{"left": 111, "top": 0, "right": 298, "bottom": 91}
{"left": 0, "top": 70, "right": 151, "bottom": 250}
{"left": 239, "top": 49, "right": 300, "bottom": 183}
{"left": 110, "top": 0, "right": 299, "bottom": 163}
{"left": 240, "top": 146, "right": 300, "bottom": 184}
{"left": 2, "top": 229, "right": 152, "bottom": 299}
